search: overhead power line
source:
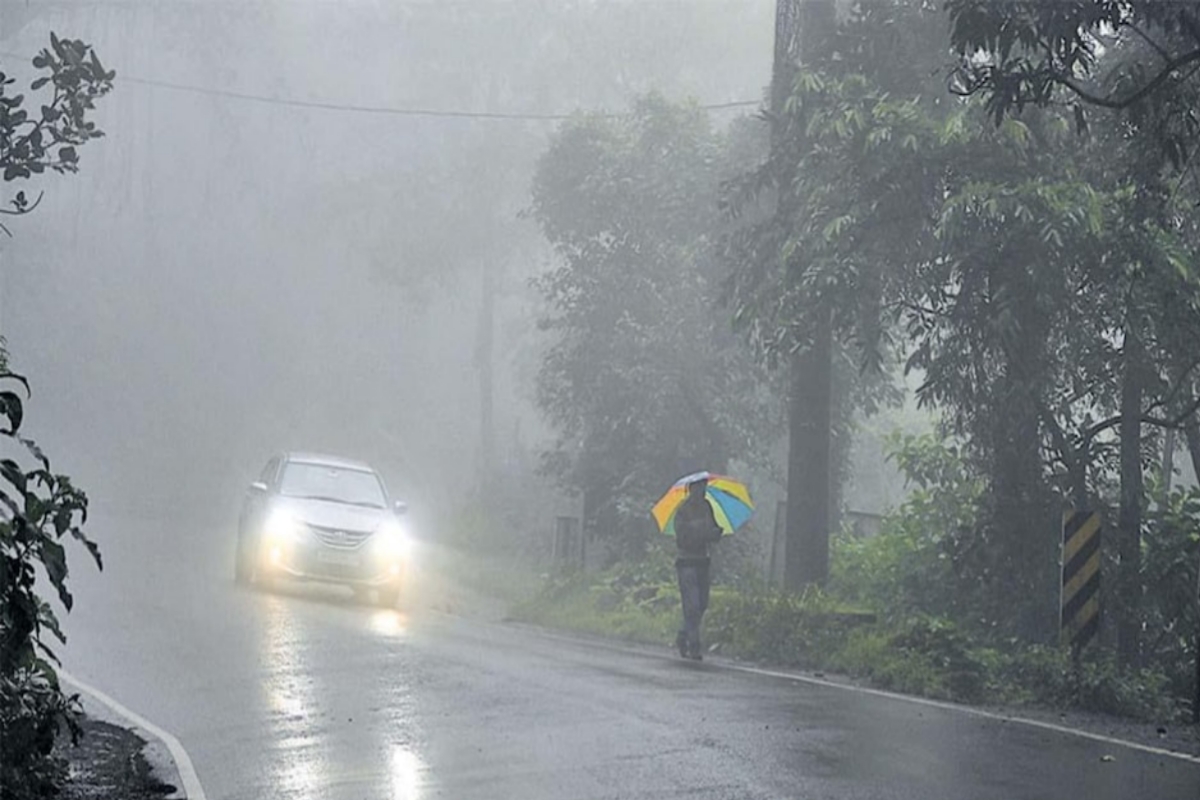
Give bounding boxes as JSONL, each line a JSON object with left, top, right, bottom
{"left": 118, "top": 74, "right": 761, "bottom": 120}
{"left": 0, "top": 50, "right": 762, "bottom": 120}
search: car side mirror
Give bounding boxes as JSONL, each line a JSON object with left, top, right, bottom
{"left": 250, "top": 481, "right": 268, "bottom": 493}
{"left": 393, "top": 501, "right": 408, "bottom": 515}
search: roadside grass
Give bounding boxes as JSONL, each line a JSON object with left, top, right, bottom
{"left": 520, "top": 581, "right": 679, "bottom": 644}
{"left": 511, "top": 566, "right": 1188, "bottom": 723}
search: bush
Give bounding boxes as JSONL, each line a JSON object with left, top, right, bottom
{"left": 516, "top": 535, "right": 1191, "bottom": 721}
{"left": 0, "top": 372, "right": 100, "bottom": 800}
{"left": 706, "top": 587, "right": 854, "bottom": 666}
{"left": 821, "top": 616, "right": 989, "bottom": 702}
{"left": 0, "top": 667, "right": 79, "bottom": 799}
{"left": 1064, "top": 656, "right": 1180, "bottom": 721}
{"left": 829, "top": 431, "right": 986, "bottom": 627}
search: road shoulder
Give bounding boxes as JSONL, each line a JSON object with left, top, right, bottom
{"left": 57, "top": 713, "right": 177, "bottom": 800}
{"left": 501, "top": 618, "right": 1200, "bottom": 762}
{"left": 60, "top": 670, "right": 203, "bottom": 800}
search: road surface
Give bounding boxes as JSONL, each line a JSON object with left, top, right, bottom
{"left": 60, "top": 513, "right": 1200, "bottom": 800}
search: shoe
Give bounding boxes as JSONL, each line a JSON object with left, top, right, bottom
{"left": 687, "top": 650, "right": 703, "bottom": 661}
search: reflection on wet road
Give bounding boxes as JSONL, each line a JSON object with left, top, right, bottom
{"left": 60, "top": 515, "right": 1200, "bottom": 800}
{"left": 253, "top": 592, "right": 425, "bottom": 800}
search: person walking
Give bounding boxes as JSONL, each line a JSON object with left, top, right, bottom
{"left": 673, "top": 477, "right": 723, "bottom": 660}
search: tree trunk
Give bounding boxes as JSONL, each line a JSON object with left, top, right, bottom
{"left": 785, "top": 313, "right": 833, "bottom": 589}
{"left": 1182, "top": 413, "right": 1200, "bottom": 723}
{"left": 991, "top": 367, "right": 1051, "bottom": 640}
{"left": 1117, "top": 327, "right": 1145, "bottom": 668}
{"left": 476, "top": 259, "right": 496, "bottom": 495}
{"left": 774, "top": 0, "right": 838, "bottom": 592}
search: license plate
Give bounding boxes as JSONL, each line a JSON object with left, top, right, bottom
{"left": 317, "top": 550, "right": 360, "bottom": 568}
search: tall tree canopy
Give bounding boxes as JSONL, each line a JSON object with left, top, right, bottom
{"left": 530, "top": 96, "right": 776, "bottom": 554}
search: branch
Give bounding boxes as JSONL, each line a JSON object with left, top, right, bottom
{"left": 1158, "top": 351, "right": 1200, "bottom": 411}
{"left": 1084, "top": 390, "right": 1200, "bottom": 440}
{"left": 1056, "top": 47, "right": 1200, "bottom": 110}
{"left": 1041, "top": 405, "right": 1077, "bottom": 467}
{"left": 0, "top": 191, "right": 45, "bottom": 217}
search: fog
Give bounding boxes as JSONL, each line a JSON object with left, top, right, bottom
{"left": 0, "top": 1, "right": 773, "bottom": 536}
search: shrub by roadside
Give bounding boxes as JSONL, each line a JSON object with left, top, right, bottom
{"left": 513, "top": 565, "right": 1188, "bottom": 723}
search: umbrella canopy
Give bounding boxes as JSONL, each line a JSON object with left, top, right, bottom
{"left": 651, "top": 471, "right": 754, "bottom": 536}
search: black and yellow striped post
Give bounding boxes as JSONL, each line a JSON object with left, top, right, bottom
{"left": 1060, "top": 510, "right": 1101, "bottom": 651}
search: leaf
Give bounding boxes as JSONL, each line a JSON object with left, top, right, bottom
{"left": 0, "top": 459, "right": 26, "bottom": 496}
{"left": 40, "top": 539, "right": 71, "bottom": 609}
{"left": 0, "top": 390, "right": 25, "bottom": 433}
{"left": 69, "top": 528, "right": 102, "bottom": 570}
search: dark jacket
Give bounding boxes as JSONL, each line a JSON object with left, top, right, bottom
{"left": 675, "top": 494, "right": 722, "bottom": 563}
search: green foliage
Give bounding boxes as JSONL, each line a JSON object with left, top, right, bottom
{"left": 704, "top": 586, "right": 858, "bottom": 668}
{"left": 519, "top": 564, "right": 1185, "bottom": 718}
{"left": 0, "top": 666, "right": 78, "bottom": 799}
{"left": 722, "top": 0, "right": 1200, "bottom": 647}
{"left": 520, "top": 0, "right": 1200, "bottom": 711}
{"left": 0, "top": 372, "right": 100, "bottom": 799}
{"left": 823, "top": 617, "right": 987, "bottom": 703}
{"left": 1, "top": 35, "right": 113, "bottom": 234}
{"left": 827, "top": 427, "right": 1196, "bottom": 717}
{"left": 831, "top": 431, "right": 990, "bottom": 625}
{"left": 724, "top": 0, "right": 952, "bottom": 370}
{"left": 946, "top": 0, "right": 1200, "bottom": 169}
{"left": 513, "top": 557, "right": 680, "bottom": 645}
{"left": 1141, "top": 481, "right": 1200, "bottom": 703}
{"left": 530, "top": 94, "right": 778, "bottom": 552}
{"left": 0, "top": 39, "right": 107, "bottom": 795}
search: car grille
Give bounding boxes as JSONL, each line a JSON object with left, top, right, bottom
{"left": 308, "top": 524, "right": 373, "bottom": 550}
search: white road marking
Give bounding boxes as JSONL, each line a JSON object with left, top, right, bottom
{"left": 513, "top": 623, "right": 1200, "bottom": 766}
{"left": 727, "top": 663, "right": 1200, "bottom": 766}
{"left": 59, "top": 669, "right": 208, "bottom": 800}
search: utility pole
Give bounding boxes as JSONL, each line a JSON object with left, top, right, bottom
{"left": 773, "top": 0, "right": 839, "bottom": 591}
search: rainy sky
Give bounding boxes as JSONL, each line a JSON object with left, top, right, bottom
{"left": 0, "top": 0, "right": 773, "bottom": 530}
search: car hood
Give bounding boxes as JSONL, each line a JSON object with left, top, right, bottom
{"left": 276, "top": 496, "right": 390, "bottom": 534}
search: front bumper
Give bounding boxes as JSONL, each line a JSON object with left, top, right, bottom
{"left": 260, "top": 537, "right": 406, "bottom": 587}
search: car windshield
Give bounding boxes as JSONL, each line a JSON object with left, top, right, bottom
{"left": 278, "top": 462, "right": 386, "bottom": 508}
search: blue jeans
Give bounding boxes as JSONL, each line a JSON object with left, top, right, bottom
{"left": 676, "top": 561, "right": 710, "bottom": 654}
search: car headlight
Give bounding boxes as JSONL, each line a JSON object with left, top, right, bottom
{"left": 376, "top": 519, "right": 412, "bottom": 559}
{"left": 264, "top": 508, "right": 302, "bottom": 541}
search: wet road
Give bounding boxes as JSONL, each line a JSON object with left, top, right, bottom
{"left": 61, "top": 514, "right": 1200, "bottom": 800}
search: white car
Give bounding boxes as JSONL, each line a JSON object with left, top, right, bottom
{"left": 235, "top": 452, "right": 411, "bottom": 606}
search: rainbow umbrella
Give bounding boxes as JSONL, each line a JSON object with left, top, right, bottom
{"left": 651, "top": 471, "right": 754, "bottom": 537}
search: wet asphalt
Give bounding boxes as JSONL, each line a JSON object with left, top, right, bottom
{"left": 60, "top": 514, "right": 1200, "bottom": 800}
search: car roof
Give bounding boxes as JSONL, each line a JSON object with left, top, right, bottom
{"left": 283, "top": 451, "right": 376, "bottom": 472}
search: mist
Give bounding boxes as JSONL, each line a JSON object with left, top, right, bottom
{"left": 0, "top": 0, "right": 773, "bottom": 534}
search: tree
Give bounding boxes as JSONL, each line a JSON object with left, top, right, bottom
{"left": 530, "top": 95, "right": 777, "bottom": 556}
{"left": 729, "top": 0, "right": 1200, "bottom": 644}
{"left": 727, "top": 0, "right": 945, "bottom": 589}
{"left": 946, "top": 1, "right": 1200, "bottom": 168}
{"left": 0, "top": 36, "right": 109, "bottom": 798}
{"left": 0, "top": 376, "right": 100, "bottom": 799}
{"left": 1, "top": 34, "right": 113, "bottom": 234}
